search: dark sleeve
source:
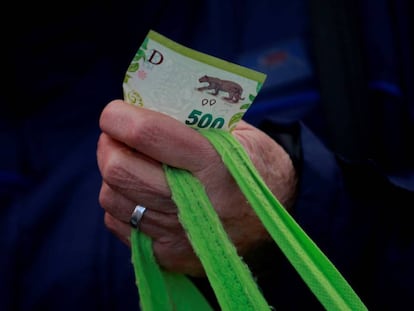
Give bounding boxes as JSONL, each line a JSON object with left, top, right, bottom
{"left": 258, "top": 119, "right": 302, "bottom": 173}
{"left": 248, "top": 118, "right": 414, "bottom": 310}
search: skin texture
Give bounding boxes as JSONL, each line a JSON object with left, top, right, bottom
{"left": 97, "top": 100, "right": 298, "bottom": 276}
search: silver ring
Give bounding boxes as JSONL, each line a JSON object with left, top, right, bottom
{"left": 130, "top": 205, "right": 147, "bottom": 228}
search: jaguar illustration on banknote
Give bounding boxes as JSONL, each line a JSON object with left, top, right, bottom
{"left": 197, "top": 75, "right": 245, "bottom": 103}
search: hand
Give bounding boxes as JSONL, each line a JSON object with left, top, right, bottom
{"left": 97, "top": 100, "right": 298, "bottom": 276}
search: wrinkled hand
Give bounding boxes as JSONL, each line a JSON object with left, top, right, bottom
{"left": 97, "top": 100, "right": 297, "bottom": 276}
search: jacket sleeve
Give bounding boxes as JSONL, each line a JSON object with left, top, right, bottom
{"left": 253, "top": 118, "right": 414, "bottom": 310}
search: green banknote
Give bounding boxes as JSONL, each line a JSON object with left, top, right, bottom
{"left": 123, "top": 30, "right": 267, "bottom": 132}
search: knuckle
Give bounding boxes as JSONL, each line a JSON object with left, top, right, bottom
{"left": 101, "top": 153, "right": 135, "bottom": 188}
{"left": 129, "top": 117, "right": 163, "bottom": 148}
{"left": 98, "top": 185, "right": 111, "bottom": 210}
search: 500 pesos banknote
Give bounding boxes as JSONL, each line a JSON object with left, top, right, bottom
{"left": 123, "top": 30, "right": 267, "bottom": 132}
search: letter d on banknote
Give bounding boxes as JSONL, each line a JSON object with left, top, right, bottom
{"left": 123, "top": 30, "right": 267, "bottom": 132}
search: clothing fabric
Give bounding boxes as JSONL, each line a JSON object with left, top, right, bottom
{"left": 1, "top": 0, "right": 413, "bottom": 310}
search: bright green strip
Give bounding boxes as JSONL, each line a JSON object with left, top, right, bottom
{"left": 162, "top": 272, "right": 214, "bottom": 311}
{"left": 198, "top": 129, "right": 368, "bottom": 311}
{"left": 163, "top": 164, "right": 272, "bottom": 311}
{"left": 131, "top": 230, "right": 213, "bottom": 311}
{"left": 130, "top": 230, "right": 172, "bottom": 311}
{"left": 147, "top": 30, "right": 267, "bottom": 83}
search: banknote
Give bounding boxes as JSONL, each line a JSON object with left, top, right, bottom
{"left": 123, "top": 30, "right": 267, "bottom": 131}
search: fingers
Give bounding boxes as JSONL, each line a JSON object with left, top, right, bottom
{"left": 104, "top": 206, "right": 181, "bottom": 243}
{"left": 100, "top": 178, "right": 185, "bottom": 241}
{"left": 99, "top": 182, "right": 137, "bottom": 222}
{"left": 97, "top": 101, "right": 200, "bottom": 268}
{"left": 97, "top": 132, "right": 175, "bottom": 213}
{"left": 104, "top": 213, "right": 131, "bottom": 247}
{"left": 99, "top": 100, "right": 219, "bottom": 172}
{"left": 152, "top": 236, "right": 205, "bottom": 277}
{"left": 104, "top": 210, "right": 204, "bottom": 276}
{"left": 104, "top": 206, "right": 205, "bottom": 276}
{"left": 138, "top": 209, "right": 182, "bottom": 241}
